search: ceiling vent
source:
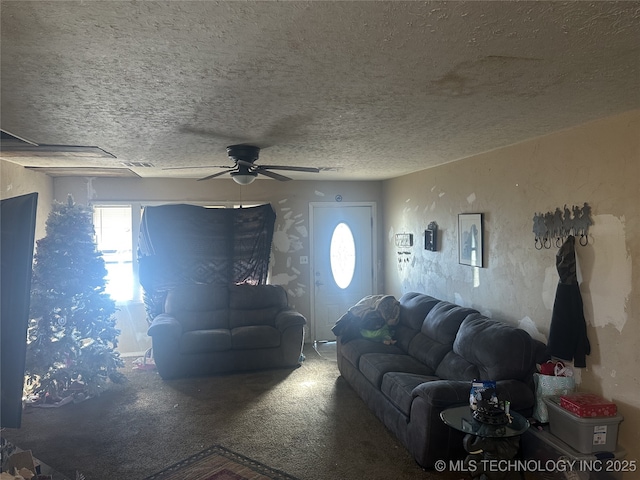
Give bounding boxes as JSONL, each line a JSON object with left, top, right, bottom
{"left": 121, "top": 161, "right": 155, "bottom": 168}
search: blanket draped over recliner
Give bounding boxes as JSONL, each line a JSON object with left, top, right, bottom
{"left": 138, "top": 203, "right": 276, "bottom": 319}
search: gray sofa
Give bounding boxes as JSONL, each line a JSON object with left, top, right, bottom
{"left": 147, "top": 284, "right": 306, "bottom": 379}
{"left": 336, "top": 291, "right": 546, "bottom": 469}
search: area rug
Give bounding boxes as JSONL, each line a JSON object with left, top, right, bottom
{"left": 144, "top": 445, "right": 300, "bottom": 480}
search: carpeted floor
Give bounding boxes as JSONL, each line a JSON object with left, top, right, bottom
{"left": 1, "top": 344, "right": 464, "bottom": 480}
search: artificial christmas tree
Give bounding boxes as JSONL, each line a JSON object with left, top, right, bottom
{"left": 25, "top": 195, "right": 124, "bottom": 404}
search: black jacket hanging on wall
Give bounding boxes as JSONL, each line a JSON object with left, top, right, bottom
{"left": 547, "top": 235, "right": 591, "bottom": 367}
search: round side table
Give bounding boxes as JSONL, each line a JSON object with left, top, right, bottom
{"left": 440, "top": 405, "right": 529, "bottom": 480}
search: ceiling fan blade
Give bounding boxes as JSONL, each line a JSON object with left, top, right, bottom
{"left": 256, "top": 169, "right": 291, "bottom": 181}
{"left": 198, "top": 169, "right": 236, "bottom": 181}
{"left": 259, "top": 165, "right": 320, "bottom": 173}
{"left": 162, "top": 165, "right": 228, "bottom": 171}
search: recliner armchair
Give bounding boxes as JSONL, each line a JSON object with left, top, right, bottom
{"left": 147, "top": 283, "right": 306, "bottom": 379}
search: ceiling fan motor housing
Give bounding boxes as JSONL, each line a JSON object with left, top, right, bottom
{"left": 227, "top": 144, "right": 260, "bottom": 164}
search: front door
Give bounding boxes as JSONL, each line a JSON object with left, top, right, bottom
{"left": 310, "top": 203, "right": 376, "bottom": 342}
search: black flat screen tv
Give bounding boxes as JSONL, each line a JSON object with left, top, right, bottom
{"left": 1, "top": 192, "right": 38, "bottom": 428}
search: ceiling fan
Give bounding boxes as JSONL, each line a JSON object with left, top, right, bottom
{"left": 166, "top": 144, "right": 320, "bottom": 184}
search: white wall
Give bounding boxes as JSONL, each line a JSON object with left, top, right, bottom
{"left": 382, "top": 110, "right": 640, "bottom": 470}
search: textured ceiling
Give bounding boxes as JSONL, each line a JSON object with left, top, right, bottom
{"left": 1, "top": 1, "right": 639, "bottom": 181}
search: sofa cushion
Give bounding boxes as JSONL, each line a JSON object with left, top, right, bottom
{"left": 453, "top": 316, "right": 535, "bottom": 381}
{"left": 420, "top": 303, "right": 479, "bottom": 344}
{"left": 398, "top": 293, "right": 441, "bottom": 331}
{"left": 434, "top": 350, "right": 480, "bottom": 381}
{"left": 406, "top": 334, "right": 456, "bottom": 373}
{"left": 231, "top": 325, "right": 281, "bottom": 350}
{"left": 229, "top": 284, "right": 288, "bottom": 328}
{"left": 339, "top": 338, "right": 404, "bottom": 369}
{"left": 403, "top": 304, "right": 479, "bottom": 372}
{"left": 180, "top": 329, "right": 231, "bottom": 354}
{"left": 393, "top": 324, "right": 420, "bottom": 352}
{"left": 359, "top": 353, "right": 434, "bottom": 388}
{"left": 165, "top": 285, "right": 230, "bottom": 331}
{"left": 381, "top": 372, "right": 440, "bottom": 416}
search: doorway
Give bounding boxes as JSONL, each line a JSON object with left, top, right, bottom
{"left": 310, "top": 202, "right": 376, "bottom": 342}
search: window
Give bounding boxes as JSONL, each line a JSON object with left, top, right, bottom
{"left": 330, "top": 222, "right": 356, "bottom": 289}
{"left": 91, "top": 202, "right": 254, "bottom": 303}
{"left": 93, "top": 205, "right": 136, "bottom": 302}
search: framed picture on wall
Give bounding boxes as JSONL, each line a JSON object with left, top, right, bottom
{"left": 458, "top": 213, "right": 483, "bottom": 267}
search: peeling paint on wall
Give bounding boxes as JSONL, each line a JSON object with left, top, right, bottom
{"left": 540, "top": 214, "right": 630, "bottom": 333}
{"left": 289, "top": 282, "right": 306, "bottom": 298}
{"left": 271, "top": 199, "right": 309, "bottom": 296}
{"left": 272, "top": 272, "right": 298, "bottom": 285}
{"left": 273, "top": 210, "right": 303, "bottom": 253}
{"left": 273, "top": 230, "right": 291, "bottom": 252}
{"left": 581, "top": 214, "right": 630, "bottom": 332}
{"left": 467, "top": 192, "right": 476, "bottom": 204}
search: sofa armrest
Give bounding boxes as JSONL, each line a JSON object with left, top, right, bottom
{"left": 412, "top": 380, "right": 471, "bottom": 408}
{"left": 275, "top": 309, "right": 307, "bottom": 332}
{"left": 412, "top": 379, "right": 534, "bottom": 412}
{"left": 147, "top": 313, "right": 183, "bottom": 339}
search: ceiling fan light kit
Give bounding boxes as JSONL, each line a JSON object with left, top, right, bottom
{"left": 231, "top": 171, "right": 258, "bottom": 185}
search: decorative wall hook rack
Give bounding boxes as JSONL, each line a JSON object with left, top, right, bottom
{"left": 532, "top": 203, "right": 592, "bottom": 250}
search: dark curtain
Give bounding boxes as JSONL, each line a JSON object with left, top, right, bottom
{"left": 138, "top": 203, "right": 276, "bottom": 319}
